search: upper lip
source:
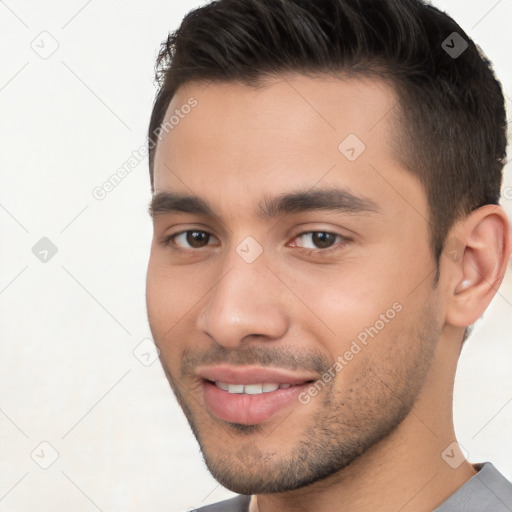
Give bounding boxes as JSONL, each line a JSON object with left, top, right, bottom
{"left": 196, "top": 365, "right": 317, "bottom": 385}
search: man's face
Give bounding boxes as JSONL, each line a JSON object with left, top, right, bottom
{"left": 146, "top": 75, "right": 446, "bottom": 494}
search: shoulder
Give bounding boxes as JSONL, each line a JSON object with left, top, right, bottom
{"left": 434, "top": 462, "right": 512, "bottom": 511}
{"left": 194, "top": 494, "right": 251, "bottom": 512}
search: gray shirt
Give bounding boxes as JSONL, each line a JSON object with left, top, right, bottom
{"left": 195, "top": 463, "right": 512, "bottom": 511}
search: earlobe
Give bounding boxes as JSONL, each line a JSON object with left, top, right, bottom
{"left": 444, "top": 204, "right": 512, "bottom": 328}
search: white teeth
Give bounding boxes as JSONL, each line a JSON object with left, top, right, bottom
{"left": 244, "top": 384, "right": 263, "bottom": 394}
{"left": 214, "top": 382, "right": 296, "bottom": 394}
{"left": 227, "top": 384, "right": 244, "bottom": 394}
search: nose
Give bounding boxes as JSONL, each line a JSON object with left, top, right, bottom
{"left": 196, "top": 248, "right": 290, "bottom": 348}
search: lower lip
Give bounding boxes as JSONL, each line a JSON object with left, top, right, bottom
{"left": 202, "top": 380, "right": 311, "bottom": 425}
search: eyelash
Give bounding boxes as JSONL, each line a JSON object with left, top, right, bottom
{"left": 160, "top": 230, "right": 350, "bottom": 256}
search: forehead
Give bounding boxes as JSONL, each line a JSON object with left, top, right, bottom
{"left": 152, "top": 74, "right": 422, "bottom": 221}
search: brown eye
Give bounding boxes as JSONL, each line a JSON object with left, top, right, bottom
{"left": 295, "top": 231, "right": 343, "bottom": 250}
{"left": 310, "top": 232, "right": 336, "bottom": 249}
{"left": 163, "top": 230, "right": 218, "bottom": 250}
{"left": 186, "top": 231, "right": 210, "bottom": 248}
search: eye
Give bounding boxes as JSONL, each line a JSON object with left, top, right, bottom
{"left": 160, "top": 229, "right": 349, "bottom": 255}
{"left": 290, "top": 231, "right": 349, "bottom": 252}
{"left": 162, "top": 230, "right": 218, "bottom": 250}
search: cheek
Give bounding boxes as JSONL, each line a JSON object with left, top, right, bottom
{"left": 281, "top": 259, "right": 400, "bottom": 342}
{"left": 146, "top": 257, "right": 171, "bottom": 326}
{"left": 279, "top": 245, "right": 427, "bottom": 372}
{"left": 146, "top": 254, "right": 212, "bottom": 355}
{"left": 146, "top": 273, "right": 185, "bottom": 375}
{"left": 146, "top": 255, "right": 186, "bottom": 346}
{"left": 322, "top": 301, "right": 436, "bottom": 414}
{"left": 146, "top": 251, "right": 196, "bottom": 321}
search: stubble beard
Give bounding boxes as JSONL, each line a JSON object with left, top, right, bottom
{"left": 157, "top": 304, "right": 441, "bottom": 495}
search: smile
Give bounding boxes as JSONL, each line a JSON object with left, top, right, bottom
{"left": 213, "top": 382, "right": 298, "bottom": 394}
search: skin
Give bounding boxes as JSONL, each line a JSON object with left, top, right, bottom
{"left": 146, "top": 74, "right": 511, "bottom": 512}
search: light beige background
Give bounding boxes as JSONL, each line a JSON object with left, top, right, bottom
{"left": 0, "top": 1, "right": 511, "bottom": 510}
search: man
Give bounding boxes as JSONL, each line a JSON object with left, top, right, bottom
{"left": 145, "top": 0, "right": 512, "bottom": 510}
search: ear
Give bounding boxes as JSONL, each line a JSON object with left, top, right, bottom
{"left": 444, "top": 204, "right": 512, "bottom": 327}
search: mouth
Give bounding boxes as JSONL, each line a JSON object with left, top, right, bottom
{"left": 212, "top": 381, "right": 304, "bottom": 394}
{"left": 197, "top": 365, "right": 317, "bottom": 425}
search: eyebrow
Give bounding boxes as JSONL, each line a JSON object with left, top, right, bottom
{"left": 148, "top": 188, "right": 381, "bottom": 219}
